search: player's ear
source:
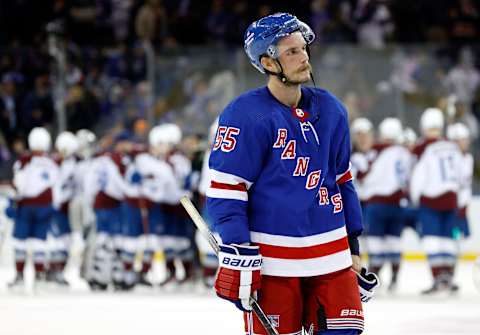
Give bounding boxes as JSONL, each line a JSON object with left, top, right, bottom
{"left": 260, "top": 56, "right": 278, "bottom": 73}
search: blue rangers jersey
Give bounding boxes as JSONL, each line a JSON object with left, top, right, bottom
{"left": 207, "top": 86, "right": 363, "bottom": 277}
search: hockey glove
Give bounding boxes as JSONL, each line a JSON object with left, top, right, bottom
{"left": 356, "top": 267, "right": 379, "bottom": 303}
{"left": 5, "top": 199, "right": 17, "bottom": 220}
{"left": 215, "top": 244, "right": 262, "bottom": 312}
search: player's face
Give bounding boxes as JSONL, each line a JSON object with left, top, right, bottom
{"left": 277, "top": 32, "right": 312, "bottom": 84}
{"left": 151, "top": 142, "right": 171, "bottom": 157}
{"left": 353, "top": 132, "right": 373, "bottom": 152}
{"left": 457, "top": 138, "right": 470, "bottom": 152}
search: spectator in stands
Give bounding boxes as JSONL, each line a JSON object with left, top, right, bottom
{"left": 354, "top": 0, "right": 394, "bottom": 49}
{"left": 21, "top": 75, "right": 54, "bottom": 134}
{"left": 309, "top": 0, "right": 330, "bottom": 41}
{"left": 0, "top": 136, "right": 25, "bottom": 181}
{"left": 443, "top": 47, "right": 480, "bottom": 137}
{"left": 132, "top": 118, "right": 149, "bottom": 144}
{"left": 444, "top": 48, "right": 480, "bottom": 111}
{"left": 135, "top": 0, "right": 168, "bottom": 45}
{"left": 206, "top": 0, "right": 230, "bottom": 46}
{"left": 322, "top": 0, "right": 357, "bottom": 43}
{"left": 0, "top": 73, "right": 20, "bottom": 146}
{"left": 65, "top": 84, "right": 100, "bottom": 132}
{"left": 224, "top": 0, "right": 249, "bottom": 46}
{"left": 111, "top": 0, "right": 134, "bottom": 42}
{"left": 67, "top": 0, "right": 99, "bottom": 45}
{"left": 0, "top": 131, "right": 11, "bottom": 180}
{"left": 447, "top": 0, "right": 480, "bottom": 45}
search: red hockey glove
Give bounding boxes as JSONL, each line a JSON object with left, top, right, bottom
{"left": 215, "top": 244, "right": 262, "bottom": 312}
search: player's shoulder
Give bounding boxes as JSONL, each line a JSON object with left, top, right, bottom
{"left": 220, "top": 87, "right": 273, "bottom": 124}
{"left": 168, "top": 151, "right": 189, "bottom": 166}
{"left": 15, "top": 152, "right": 33, "bottom": 168}
{"left": 305, "top": 87, "right": 348, "bottom": 118}
{"left": 135, "top": 151, "right": 154, "bottom": 164}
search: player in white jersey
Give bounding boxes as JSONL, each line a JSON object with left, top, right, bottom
{"left": 121, "top": 141, "right": 186, "bottom": 289}
{"left": 350, "top": 118, "right": 374, "bottom": 202}
{"left": 447, "top": 123, "right": 473, "bottom": 238}
{"left": 73, "top": 129, "right": 97, "bottom": 231}
{"left": 83, "top": 137, "right": 130, "bottom": 290}
{"left": 362, "top": 118, "right": 412, "bottom": 291}
{"left": 9, "top": 127, "right": 59, "bottom": 289}
{"left": 410, "top": 108, "right": 463, "bottom": 294}
{"left": 196, "top": 120, "right": 221, "bottom": 287}
{"left": 71, "top": 129, "right": 97, "bottom": 280}
{"left": 151, "top": 124, "right": 196, "bottom": 286}
{"left": 447, "top": 123, "right": 473, "bottom": 284}
{"left": 350, "top": 117, "right": 375, "bottom": 231}
{"left": 121, "top": 143, "right": 154, "bottom": 289}
{"left": 126, "top": 126, "right": 191, "bottom": 288}
{"left": 403, "top": 127, "right": 417, "bottom": 151}
{"left": 399, "top": 127, "right": 420, "bottom": 242}
{"left": 49, "top": 131, "right": 79, "bottom": 285}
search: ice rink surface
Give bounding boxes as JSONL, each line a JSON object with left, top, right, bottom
{"left": 0, "top": 261, "right": 479, "bottom": 335}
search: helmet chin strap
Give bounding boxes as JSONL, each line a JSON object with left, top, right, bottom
{"left": 264, "top": 58, "right": 315, "bottom": 87}
{"left": 268, "top": 59, "right": 295, "bottom": 85}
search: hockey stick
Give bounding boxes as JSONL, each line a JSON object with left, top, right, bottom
{"left": 180, "top": 196, "right": 279, "bottom": 335}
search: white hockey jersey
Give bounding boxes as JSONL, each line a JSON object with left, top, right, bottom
{"left": 458, "top": 152, "right": 473, "bottom": 211}
{"left": 123, "top": 151, "right": 187, "bottom": 205}
{"left": 13, "top": 153, "right": 59, "bottom": 205}
{"left": 410, "top": 138, "right": 463, "bottom": 210}
{"left": 167, "top": 151, "right": 192, "bottom": 190}
{"left": 198, "top": 149, "right": 210, "bottom": 196}
{"left": 351, "top": 150, "right": 374, "bottom": 202}
{"left": 84, "top": 152, "right": 127, "bottom": 209}
{"left": 362, "top": 143, "right": 412, "bottom": 204}
{"left": 53, "top": 156, "right": 77, "bottom": 210}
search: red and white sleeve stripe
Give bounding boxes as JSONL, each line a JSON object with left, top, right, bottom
{"left": 336, "top": 162, "right": 353, "bottom": 185}
{"left": 206, "top": 169, "right": 253, "bottom": 202}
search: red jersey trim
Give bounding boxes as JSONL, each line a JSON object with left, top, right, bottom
{"left": 336, "top": 171, "right": 353, "bottom": 185}
{"left": 210, "top": 180, "right": 247, "bottom": 192}
{"left": 254, "top": 236, "right": 349, "bottom": 260}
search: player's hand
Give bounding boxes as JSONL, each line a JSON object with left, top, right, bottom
{"left": 5, "top": 199, "right": 17, "bottom": 219}
{"left": 351, "top": 254, "right": 362, "bottom": 273}
{"left": 215, "top": 244, "right": 262, "bottom": 312}
{"left": 356, "top": 267, "right": 379, "bottom": 303}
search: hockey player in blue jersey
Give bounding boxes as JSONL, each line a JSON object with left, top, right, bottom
{"left": 206, "top": 13, "right": 378, "bottom": 335}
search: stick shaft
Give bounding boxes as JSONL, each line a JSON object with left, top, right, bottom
{"left": 180, "top": 196, "right": 279, "bottom": 335}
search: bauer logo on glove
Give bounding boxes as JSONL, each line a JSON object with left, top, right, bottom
{"left": 356, "top": 267, "right": 380, "bottom": 303}
{"left": 215, "top": 244, "right": 262, "bottom": 312}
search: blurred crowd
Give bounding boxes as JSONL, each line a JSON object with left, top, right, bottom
{"left": 1, "top": 0, "right": 479, "bottom": 48}
{"left": 1, "top": 0, "right": 480, "bottom": 184}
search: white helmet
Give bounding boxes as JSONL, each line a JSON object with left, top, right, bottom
{"left": 403, "top": 127, "right": 417, "bottom": 144}
{"left": 420, "top": 108, "right": 444, "bottom": 132}
{"left": 351, "top": 117, "right": 373, "bottom": 134}
{"left": 447, "top": 123, "right": 470, "bottom": 140}
{"left": 379, "top": 117, "right": 403, "bottom": 143}
{"left": 76, "top": 129, "right": 96, "bottom": 158}
{"left": 76, "top": 129, "right": 96, "bottom": 147}
{"left": 149, "top": 123, "right": 182, "bottom": 147}
{"left": 55, "top": 131, "right": 79, "bottom": 157}
{"left": 28, "top": 127, "right": 51, "bottom": 151}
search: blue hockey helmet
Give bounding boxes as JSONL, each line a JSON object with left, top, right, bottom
{"left": 244, "top": 13, "right": 315, "bottom": 74}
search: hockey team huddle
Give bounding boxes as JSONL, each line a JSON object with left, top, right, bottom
{"left": 351, "top": 108, "right": 473, "bottom": 294}
{"left": 6, "top": 123, "right": 219, "bottom": 291}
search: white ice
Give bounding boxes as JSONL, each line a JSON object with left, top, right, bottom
{"left": 0, "top": 261, "right": 479, "bottom": 335}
